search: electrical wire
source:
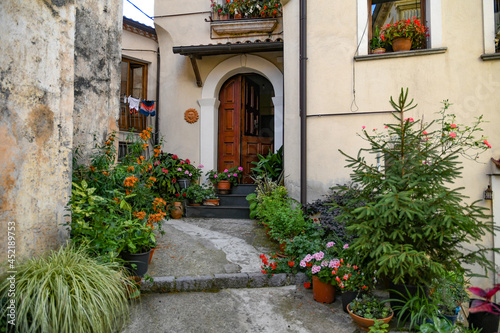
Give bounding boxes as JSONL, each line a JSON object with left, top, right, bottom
{"left": 125, "top": 0, "right": 153, "bottom": 21}
{"left": 350, "top": 13, "right": 369, "bottom": 112}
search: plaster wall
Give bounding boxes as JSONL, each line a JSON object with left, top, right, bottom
{"left": 154, "top": 1, "right": 283, "bottom": 171}
{"left": 0, "top": 0, "right": 122, "bottom": 267}
{"left": 283, "top": 0, "right": 500, "bottom": 203}
{"left": 282, "top": 0, "right": 500, "bottom": 287}
{"left": 73, "top": 0, "right": 123, "bottom": 159}
{"left": 0, "top": 0, "right": 76, "bottom": 262}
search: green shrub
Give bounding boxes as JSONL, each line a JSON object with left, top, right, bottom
{"left": 256, "top": 186, "right": 307, "bottom": 241}
{"left": 0, "top": 245, "right": 131, "bottom": 333}
{"left": 335, "top": 88, "right": 497, "bottom": 285}
{"left": 251, "top": 146, "right": 283, "bottom": 183}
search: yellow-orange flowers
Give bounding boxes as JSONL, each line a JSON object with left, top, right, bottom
{"left": 123, "top": 176, "right": 139, "bottom": 188}
{"left": 133, "top": 211, "right": 147, "bottom": 220}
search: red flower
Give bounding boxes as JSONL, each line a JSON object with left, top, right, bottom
{"left": 261, "top": 270, "right": 267, "bottom": 274}
{"left": 176, "top": 193, "right": 180, "bottom": 197}
{"left": 172, "top": 178, "right": 177, "bottom": 183}
{"left": 303, "top": 282, "right": 311, "bottom": 289}
{"left": 182, "top": 193, "right": 187, "bottom": 197}
{"left": 186, "top": 159, "right": 191, "bottom": 164}
{"left": 172, "top": 155, "right": 178, "bottom": 160}
{"left": 288, "top": 261, "right": 295, "bottom": 267}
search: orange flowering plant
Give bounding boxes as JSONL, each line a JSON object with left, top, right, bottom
{"left": 68, "top": 128, "right": 169, "bottom": 260}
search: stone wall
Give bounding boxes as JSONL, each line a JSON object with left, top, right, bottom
{"left": 73, "top": 0, "right": 122, "bottom": 158}
{"left": 0, "top": 0, "right": 122, "bottom": 266}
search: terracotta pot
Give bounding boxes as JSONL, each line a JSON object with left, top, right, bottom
{"left": 234, "top": 12, "right": 242, "bottom": 19}
{"left": 392, "top": 37, "right": 412, "bottom": 52}
{"left": 125, "top": 276, "right": 142, "bottom": 300}
{"left": 347, "top": 304, "right": 393, "bottom": 331}
{"left": 312, "top": 275, "right": 335, "bottom": 304}
{"left": 203, "top": 198, "right": 220, "bottom": 206}
{"left": 220, "top": 14, "right": 228, "bottom": 20}
{"left": 217, "top": 180, "right": 232, "bottom": 194}
{"left": 262, "top": 222, "right": 271, "bottom": 238}
{"left": 341, "top": 290, "right": 366, "bottom": 313}
{"left": 372, "top": 47, "right": 386, "bottom": 54}
{"left": 148, "top": 247, "right": 156, "bottom": 264}
{"left": 171, "top": 202, "right": 183, "bottom": 219}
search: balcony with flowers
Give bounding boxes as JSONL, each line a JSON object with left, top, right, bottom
{"left": 209, "top": 0, "right": 283, "bottom": 39}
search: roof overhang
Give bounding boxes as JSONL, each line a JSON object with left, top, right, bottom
{"left": 173, "top": 41, "right": 283, "bottom": 57}
{"left": 172, "top": 41, "right": 283, "bottom": 87}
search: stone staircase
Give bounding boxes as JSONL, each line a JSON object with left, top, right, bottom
{"left": 185, "top": 184, "right": 256, "bottom": 219}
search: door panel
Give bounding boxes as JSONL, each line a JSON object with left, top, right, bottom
{"left": 218, "top": 77, "right": 241, "bottom": 172}
{"left": 218, "top": 74, "right": 274, "bottom": 184}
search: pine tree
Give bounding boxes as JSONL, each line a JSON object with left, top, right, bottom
{"left": 335, "top": 88, "right": 497, "bottom": 285}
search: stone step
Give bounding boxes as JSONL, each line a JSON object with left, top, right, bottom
{"left": 142, "top": 273, "right": 307, "bottom": 293}
{"left": 185, "top": 205, "right": 250, "bottom": 219}
{"left": 219, "top": 194, "right": 249, "bottom": 207}
{"left": 230, "top": 184, "right": 257, "bottom": 195}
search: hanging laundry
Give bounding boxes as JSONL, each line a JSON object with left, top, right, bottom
{"left": 139, "top": 100, "right": 156, "bottom": 117}
{"left": 128, "top": 96, "right": 140, "bottom": 114}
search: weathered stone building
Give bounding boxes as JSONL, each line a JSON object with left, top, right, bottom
{"left": 0, "top": 0, "right": 122, "bottom": 265}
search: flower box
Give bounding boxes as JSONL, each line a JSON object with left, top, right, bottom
{"left": 211, "top": 18, "right": 278, "bottom": 35}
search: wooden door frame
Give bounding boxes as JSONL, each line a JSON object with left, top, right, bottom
{"left": 198, "top": 55, "right": 284, "bottom": 181}
{"left": 217, "top": 74, "right": 275, "bottom": 183}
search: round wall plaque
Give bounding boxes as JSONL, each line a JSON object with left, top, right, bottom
{"left": 184, "top": 108, "right": 199, "bottom": 124}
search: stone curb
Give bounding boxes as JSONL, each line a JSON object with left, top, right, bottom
{"left": 141, "top": 272, "right": 308, "bottom": 293}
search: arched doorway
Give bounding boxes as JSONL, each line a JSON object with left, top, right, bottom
{"left": 218, "top": 74, "right": 275, "bottom": 183}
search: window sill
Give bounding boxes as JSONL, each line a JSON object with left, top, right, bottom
{"left": 354, "top": 47, "right": 448, "bottom": 62}
{"left": 481, "top": 53, "right": 500, "bottom": 61}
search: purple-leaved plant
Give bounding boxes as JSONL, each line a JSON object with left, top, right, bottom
{"left": 469, "top": 283, "right": 500, "bottom": 314}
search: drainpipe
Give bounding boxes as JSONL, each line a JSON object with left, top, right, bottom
{"left": 299, "top": 0, "right": 307, "bottom": 206}
{"left": 155, "top": 47, "right": 160, "bottom": 146}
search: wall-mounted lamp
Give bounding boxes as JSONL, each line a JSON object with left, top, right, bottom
{"left": 484, "top": 185, "right": 493, "bottom": 200}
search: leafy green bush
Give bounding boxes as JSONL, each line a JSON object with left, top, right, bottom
{"left": 335, "top": 88, "right": 497, "bottom": 285}
{"left": 0, "top": 245, "right": 131, "bottom": 333}
{"left": 251, "top": 146, "right": 283, "bottom": 183}
{"left": 256, "top": 186, "right": 307, "bottom": 241}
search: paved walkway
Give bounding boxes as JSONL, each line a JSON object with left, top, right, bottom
{"left": 121, "top": 217, "right": 359, "bottom": 333}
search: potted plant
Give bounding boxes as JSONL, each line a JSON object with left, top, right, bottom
{"left": 300, "top": 248, "right": 339, "bottom": 304}
{"left": 347, "top": 294, "right": 393, "bottom": 331}
{"left": 380, "top": 17, "right": 429, "bottom": 51}
{"left": 370, "top": 26, "right": 386, "bottom": 54}
{"left": 207, "top": 166, "right": 243, "bottom": 194}
{"left": 333, "top": 257, "right": 372, "bottom": 313}
{"left": 389, "top": 284, "right": 440, "bottom": 330}
{"left": 468, "top": 281, "right": 500, "bottom": 333}
{"left": 429, "top": 271, "right": 469, "bottom": 324}
{"left": 203, "top": 185, "right": 220, "bottom": 206}
{"left": 333, "top": 88, "right": 494, "bottom": 290}
{"left": 118, "top": 218, "right": 156, "bottom": 277}
{"left": 182, "top": 184, "right": 207, "bottom": 206}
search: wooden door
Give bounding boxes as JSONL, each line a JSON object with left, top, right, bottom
{"left": 218, "top": 76, "right": 242, "bottom": 171}
{"left": 241, "top": 77, "right": 273, "bottom": 183}
{"left": 218, "top": 75, "right": 274, "bottom": 184}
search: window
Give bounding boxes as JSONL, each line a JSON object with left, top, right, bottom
{"left": 119, "top": 58, "right": 148, "bottom": 132}
{"left": 369, "top": 0, "right": 426, "bottom": 52}
{"left": 495, "top": 0, "right": 499, "bottom": 52}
